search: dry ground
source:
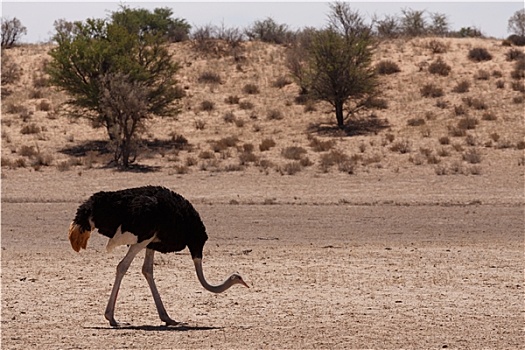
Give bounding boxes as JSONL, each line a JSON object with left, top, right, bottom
{"left": 1, "top": 169, "right": 523, "bottom": 349}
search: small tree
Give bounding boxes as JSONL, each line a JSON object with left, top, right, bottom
{"left": 1, "top": 17, "right": 27, "bottom": 48}
{"left": 373, "top": 14, "right": 401, "bottom": 39}
{"left": 400, "top": 8, "right": 427, "bottom": 37}
{"left": 508, "top": 9, "right": 525, "bottom": 36}
{"left": 428, "top": 12, "right": 450, "bottom": 36}
{"left": 99, "top": 73, "right": 148, "bottom": 167}
{"left": 245, "top": 17, "right": 294, "bottom": 44}
{"left": 288, "top": 2, "right": 376, "bottom": 129}
{"left": 46, "top": 6, "right": 184, "bottom": 167}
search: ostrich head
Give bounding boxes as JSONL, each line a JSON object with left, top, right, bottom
{"left": 229, "top": 273, "right": 249, "bottom": 288}
{"left": 193, "top": 258, "right": 249, "bottom": 293}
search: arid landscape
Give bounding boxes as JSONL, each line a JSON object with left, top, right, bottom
{"left": 1, "top": 35, "right": 524, "bottom": 349}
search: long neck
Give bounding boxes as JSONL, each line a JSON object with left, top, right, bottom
{"left": 193, "top": 258, "right": 237, "bottom": 293}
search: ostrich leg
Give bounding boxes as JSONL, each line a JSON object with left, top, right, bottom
{"left": 105, "top": 237, "right": 154, "bottom": 327}
{"left": 142, "top": 248, "right": 179, "bottom": 326}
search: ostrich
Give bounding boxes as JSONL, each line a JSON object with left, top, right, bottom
{"left": 68, "top": 186, "right": 248, "bottom": 327}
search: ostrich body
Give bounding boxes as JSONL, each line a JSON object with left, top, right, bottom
{"left": 68, "top": 186, "right": 248, "bottom": 327}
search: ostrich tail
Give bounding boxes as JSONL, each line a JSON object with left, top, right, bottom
{"left": 68, "top": 221, "right": 91, "bottom": 252}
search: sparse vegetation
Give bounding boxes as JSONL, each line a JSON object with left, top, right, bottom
{"left": 376, "top": 60, "right": 401, "bottom": 75}
{"left": 243, "top": 83, "right": 260, "bottom": 94}
{"left": 452, "top": 80, "right": 470, "bottom": 93}
{"left": 198, "top": 71, "right": 222, "bottom": 84}
{"left": 468, "top": 47, "right": 492, "bottom": 62}
{"left": 282, "top": 146, "right": 307, "bottom": 160}
{"left": 259, "top": 138, "right": 276, "bottom": 152}
{"left": 420, "top": 83, "right": 444, "bottom": 98}
{"left": 428, "top": 57, "right": 451, "bottom": 76}
{"left": 0, "top": 10, "right": 522, "bottom": 181}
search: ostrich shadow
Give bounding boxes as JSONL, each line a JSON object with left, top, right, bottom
{"left": 87, "top": 324, "right": 223, "bottom": 332}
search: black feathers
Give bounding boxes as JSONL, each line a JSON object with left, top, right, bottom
{"left": 73, "top": 186, "right": 208, "bottom": 258}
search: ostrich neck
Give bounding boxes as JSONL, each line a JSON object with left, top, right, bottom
{"left": 193, "top": 258, "right": 235, "bottom": 293}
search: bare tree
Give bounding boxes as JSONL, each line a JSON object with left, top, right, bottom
{"left": 508, "top": 9, "right": 525, "bottom": 37}
{"left": 1, "top": 17, "right": 27, "bottom": 48}
{"left": 288, "top": 2, "right": 377, "bottom": 129}
{"left": 400, "top": 8, "right": 427, "bottom": 37}
{"left": 99, "top": 73, "right": 149, "bottom": 168}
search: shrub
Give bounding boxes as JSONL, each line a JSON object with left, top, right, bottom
{"left": 407, "top": 117, "right": 426, "bottom": 126}
{"left": 198, "top": 71, "right": 222, "bottom": 84}
{"left": 198, "top": 150, "right": 215, "bottom": 160}
{"left": 438, "top": 136, "right": 450, "bottom": 145}
{"left": 462, "top": 97, "right": 487, "bottom": 110}
{"left": 376, "top": 60, "right": 400, "bottom": 75}
{"left": 282, "top": 146, "right": 307, "bottom": 160}
{"left": 319, "top": 150, "right": 349, "bottom": 171}
{"left": 468, "top": 47, "right": 492, "bottom": 62}
{"left": 428, "top": 58, "right": 451, "bottom": 76}
{"left": 281, "top": 161, "right": 302, "bottom": 175}
{"left": 426, "top": 39, "right": 447, "bottom": 53}
{"left": 452, "top": 79, "right": 470, "bottom": 93}
{"left": 482, "top": 112, "right": 497, "bottom": 121}
{"left": 506, "top": 34, "right": 525, "bottom": 46}
{"left": 1, "top": 51, "right": 21, "bottom": 84}
{"left": 225, "top": 95, "right": 240, "bottom": 104}
{"left": 390, "top": 139, "right": 411, "bottom": 154}
{"left": 239, "top": 101, "right": 254, "bottom": 110}
{"left": 19, "top": 145, "right": 38, "bottom": 157}
{"left": 463, "top": 149, "right": 482, "bottom": 164}
{"left": 448, "top": 125, "right": 467, "bottom": 137}
{"left": 28, "top": 89, "right": 44, "bottom": 100}
{"left": 505, "top": 48, "right": 525, "bottom": 61}
{"left": 234, "top": 118, "right": 245, "bottom": 128}
{"left": 309, "top": 136, "right": 335, "bottom": 152}
{"left": 259, "top": 138, "right": 276, "bottom": 151}
{"left": 420, "top": 83, "right": 444, "bottom": 98}
{"left": 32, "top": 152, "right": 54, "bottom": 168}
{"left": 20, "top": 123, "right": 41, "bottom": 135}
{"left": 453, "top": 104, "right": 467, "bottom": 116}
{"left": 511, "top": 58, "right": 525, "bottom": 79}
{"left": 239, "top": 151, "right": 258, "bottom": 165}
{"left": 365, "top": 96, "right": 388, "bottom": 109}
{"left": 223, "top": 111, "right": 236, "bottom": 123}
{"left": 272, "top": 76, "right": 292, "bottom": 88}
{"left": 32, "top": 72, "right": 49, "bottom": 88}
{"left": 37, "top": 99, "right": 52, "bottom": 111}
{"left": 212, "top": 136, "right": 239, "bottom": 152}
{"left": 495, "top": 80, "right": 505, "bottom": 89}
{"left": 200, "top": 100, "right": 215, "bottom": 111}
{"left": 457, "top": 116, "right": 479, "bottom": 130}
{"left": 475, "top": 69, "right": 490, "bottom": 80}
{"left": 513, "top": 95, "right": 524, "bottom": 104}
{"left": 243, "top": 83, "right": 260, "bottom": 94}
{"left": 194, "top": 119, "right": 206, "bottom": 130}
{"left": 267, "top": 109, "right": 283, "bottom": 120}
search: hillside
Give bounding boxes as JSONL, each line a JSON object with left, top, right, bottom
{"left": 1, "top": 38, "right": 524, "bottom": 181}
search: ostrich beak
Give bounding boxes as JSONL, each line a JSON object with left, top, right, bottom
{"left": 240, "top": 279, "right": 250, "bottom": 288}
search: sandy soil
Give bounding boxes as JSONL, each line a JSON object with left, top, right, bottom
{"left": 1, "top": 169, "right": 523, "bottom": 349}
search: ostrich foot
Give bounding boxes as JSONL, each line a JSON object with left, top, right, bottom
{"left": 105, "top": 314, "right": 129, "bottom": 328}
{"left": 108, "top": 319, "right": 130, "bottom": 328}
{"left": 161, "top": 316, "right": 184, "bottom": 327}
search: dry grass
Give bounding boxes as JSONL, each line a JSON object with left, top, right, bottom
{"left": 0, "top": 38, "right": 523, "bottom": 177}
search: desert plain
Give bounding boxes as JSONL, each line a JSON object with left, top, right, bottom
{"left": 1, "top": 36, "right": 524, "bottom": 349}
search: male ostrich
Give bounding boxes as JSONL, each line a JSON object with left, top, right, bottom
{"left": 68, "top": 186, "right": 248, "bottom": 327}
